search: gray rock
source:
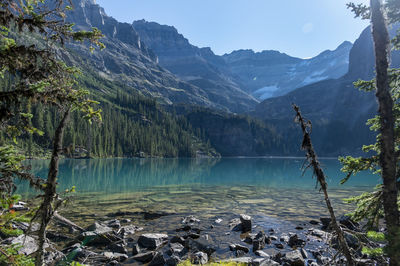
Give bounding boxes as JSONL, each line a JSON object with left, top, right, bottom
{"left": 6, "top": 235, "right": 38, "bottom": 255}
{"left": 215, "top": 218, "right": 223, "bottom": 224}
{"left": 108, "top": 242, "right": 127, "bottom": 254}
{"left": 182, "top": 215, "right": 200, "bottom": 224}
{"left": 300, "top": 248, "right": 308, "bottom": 259}
{"left": 269, "top": 236, "right": 278, "bottom": 241}
{"left": 166, "top": 255, "right": 181, "bottom": 266}
{"left": 230, "top": 243, "right": 249, "bottom": 253}
{"left": 106, "top": 219, "right": 121, "bottom": 229}
{"left": 133, "top": 251, "right": 155, "bottom": 263}
{"left": 187, "top": 238, "right": 216, "bottom": 256}
{"left": 288, "top": 233, "right": 306, "bottom": 248}
{"left": 344, "top": 231, "right": 360, "bottom": 249}
{"left": 138, "top": 233, "right": 168, "bottom": 249}
{"left": 78, "top": 231, "right": 121, "bottom": 246}
{"left": 119, "top": 225, "right": 138, "bottom": 237}
{"left": 10, "top": 204, "right": 29, "bottom": 211}
{"left": 102, "top": 251, "right": 128, "bottom": 262}
{"left": 229, "top": 218, "right": 243, "bottom": 231}
{"left": 255, "top": 250, "right": 271, "bottom": 258}
{"left": 132, "top": 243, "right": 140, "bottom": 255}
{"left": 274, "top": 243, "right": 284, "bottom": 249}
{"left": 252, "top": 258, "right": 279, "bottom": 266}
{"left": 243, "top": 233, "right": 256, "bottom": 244}
{"left": 235, "top": 249, "right": 246, "bottom": 257}
{"left": 169, "top": 242, "right": 185, "bottom": 256}
{"left": 192, "top": 251, "right": 208, "bottom": 264}
{"left": 86, "top": 222, "right": 113, "bottom": 234}
{"left": 253, "top": 231, "right": 266, "bottom": 251}
{"left": 310, "top": 229, "right": 328, "bottom": 239}
{"left": 170, "top": 235, "right": 186, "bottom": 245}
{"left": 148, "top": 252, "right": 165, "bottom": 266}
{"left": 284, "top": 250, "right": 305, "bottom": 266}
{"left": 280, "top": 233, "right": 290, "bottom": 243}
{"left": 240, "top": 214, "right": 252, "bottom": 232}
{"left": 224, "top": 257, "right": 252, "bottom": 263}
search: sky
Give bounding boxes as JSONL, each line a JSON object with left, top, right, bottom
{"left": 95, "top": 0, "right": 370, "bottom": 59}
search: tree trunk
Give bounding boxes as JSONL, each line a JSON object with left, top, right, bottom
{"left": 35, "top": 108, "right": 71, "bottom": 266}
{"left": 293, "top": 104, "right": 355, "bottom": 265}
{"left": 370, "top": 1, "right": 400, "bottom": 264}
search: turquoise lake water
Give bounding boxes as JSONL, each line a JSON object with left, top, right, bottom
{"left": 17, "top": 157, "right": 379, "bottom": 226}
{"left": 20, "top": 157, "right": 378, "bottom": 193}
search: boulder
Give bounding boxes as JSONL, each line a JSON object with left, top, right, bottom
{"left": 284, "top": 250, "right": 305, "bottom": 266}
{"left": 102, "top": 251, "right": 128, "bottom": 262}
{"left": 230, "top": 244, "right": 249, "bottom": 253}
{"left": 170, "top": 235, "right": 186, "bottom": 245}
{"left": 192, "top": 251, "right": 208, "bottom": 264}
{"left": 148, "top": 252, "right": 165, "bottom": 266}
{"left": 253, "top": 231, "right": 266, "bottom": 251}
{"left": 168, "top": 242, "right": 186, "bottom": 256}
{"left": 107, "top": 242, "right": 128, "bottom": 254}
{"left": 255, "top": 250, "right": 271, "bottom": 258}
{"left": 133, "top": 251, "right": 156, "bottom": 263}
{"left": 166, "top": 255, "right": 181, "bottom": 266}
{"left": 229, "top": 218, "right": 243, "bottom": 231}
{"left": 243, "top": 233, "right": 256, "bottom": 244}
{"left": 132, "top": 243, "right": 141, "bottom": 255}
{"left": 187, "top": 238, "right": 216, "bottom": 256}
{"left": 240, "top": 214, "right": 252, "bottom": 232}
{"left": 106, "top": 219, "right": 121, "bottom": 229}
{"left": 280, "top": 233, "right": 289, "bottom": 243}
{"left": 138, "top": 233, "right": 168, "bottom": 249}
{"left": 288, "top": 233, "right": 306, "bottom": 248}
{"left": 78, "top": 231, "right": 121, "bottom": 246}
{"left": 252, "top": 258, "right": 279, "bottom": 266}
{"left": 86, "top": 222, "right": 113, "bottom": 234}
{"left": 5, "top": 235, "right": 38, "bottom": 255}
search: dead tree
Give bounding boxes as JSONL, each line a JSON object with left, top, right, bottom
{"left": 370, "top": 1, "right": 400, "bottom": 264}
{"left": 35, "top": 108, "right": 71, "bottom": 266}
{"left": 293, "top": 104, "right": 354, "bottom": 265}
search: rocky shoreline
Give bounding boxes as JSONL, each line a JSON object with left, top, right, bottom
{"left": 1, "top": 203, "right": 385, "bottom": 265}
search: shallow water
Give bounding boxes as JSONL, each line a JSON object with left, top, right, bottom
{"left": 18, "top": 157, "right": 378, "bottom": 224}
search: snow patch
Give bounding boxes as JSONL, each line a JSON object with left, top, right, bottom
{"left": 252, "top": 85, "right": 280, "bottom": 100}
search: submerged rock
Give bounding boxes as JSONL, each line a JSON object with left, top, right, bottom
{"left": 182, "top": 215, "right": 200, "bottom": 224}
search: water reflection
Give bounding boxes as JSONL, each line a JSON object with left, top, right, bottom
{"left": 18, "top": 158, "right": 379, "bottom": 195}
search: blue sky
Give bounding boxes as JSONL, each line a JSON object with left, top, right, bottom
{"left": 96, "top": 0, "right": 370, "bottom": 58}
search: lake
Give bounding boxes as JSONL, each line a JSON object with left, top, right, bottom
{"left": 18, "top": 157, "right": 378, "bottom": 225}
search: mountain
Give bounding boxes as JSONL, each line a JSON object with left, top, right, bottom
{"left": 66, "top": 0, "right": 252, "bottom": 112}
{"left": 252, "top": 25, "right": 400, "bottom": 156}
{"left": 222, "top": 42, "right": 352, "bottom": 100}
{"left": 132, "top": 20, "right": 258, "bottom": 113}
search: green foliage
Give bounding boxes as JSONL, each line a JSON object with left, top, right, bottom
{"left": 367, "top": 231, "right": 386, "bottom": 242}
{"left": 0, "top": 244, "right": 35, "bottom": 266}
{"left": 361, "top": 246, "right": 384, "bottom": 257}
